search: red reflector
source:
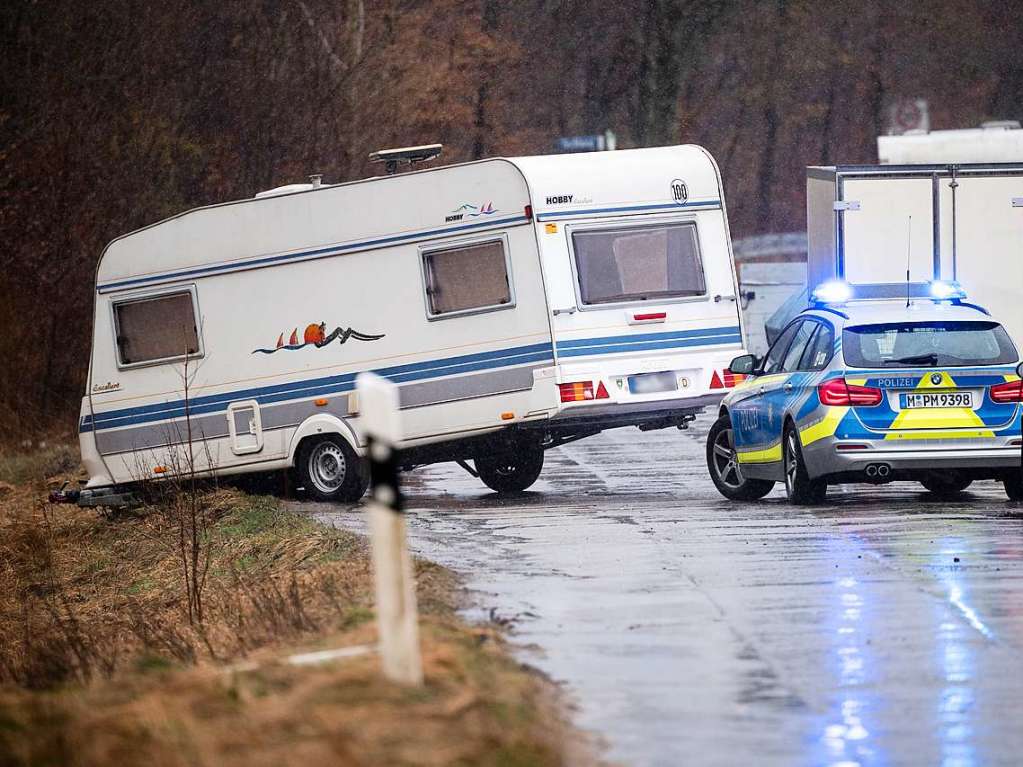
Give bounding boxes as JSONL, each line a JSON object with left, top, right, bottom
{"left": 595, "top": 381, "right": 609, "bottom": 399}
{"left": 818, "top": 378, "right": 883, "bottom": 407}
{"left": 710, "top": 371, "right": 724, "bottom": 389}
{"left": 524, "top": 204, "right": 533, "bottom": 221}
{"left": 836, "top": 443, "right": 871, "bottom": 451}
{"left": 558, "top": 381, "right": 594, "bottom": 403}
{"left": 633, "top": 312, "right": 667, "bottom": 321}
{"left": 990, "top": 379, "right": 1023, "bottom": 403}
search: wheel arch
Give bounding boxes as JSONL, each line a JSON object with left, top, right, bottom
{"left": 287, "top": 414, "right": 362, "bottom": 467}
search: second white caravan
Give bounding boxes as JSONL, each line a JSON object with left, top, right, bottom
{"left": 76, "top": 145, "right": 746, "bottom": 503}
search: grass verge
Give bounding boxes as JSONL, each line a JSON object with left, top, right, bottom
{"left": 0, "top": 450, "right": 589, "bottom": 766}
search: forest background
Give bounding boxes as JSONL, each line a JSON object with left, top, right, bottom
{"left": 1, "top": 0, "right": 1020, "bottom": 441}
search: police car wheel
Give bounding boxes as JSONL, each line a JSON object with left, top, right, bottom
{"left": 476, "top": 446, "right": 544, "bottom": 494}
{"left": 1004, "top": 474, "right": 1023, "bottom": 502}
{"left": 782, "top": 425, "right": 827, "bottom": 505}
{"left": 297, "top": 435, "right": 368, "bottom": 503}
{"left": 706, "top": 415, "right": 774, "bottom": 501}
{"left": 920, "top": 474, "right": 973, "bottom": 497}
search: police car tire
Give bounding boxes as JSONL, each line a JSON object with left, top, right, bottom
{"left": 297, "top": 435, "right": 369, "bottom": 503}
{"left": 706, "top": 415, "right": 774, "bottom": 501}
{"left": 783, "top": 425, "right": 827, "bottom": 505}
{"left": 1004, "top": 474, "right": 1023, "bottom": 502}
{"left": 920, "top": 475, "right": 972, "bottom": 496}
{"left": 476, "top": 446, "right": 544, "bottom": 494}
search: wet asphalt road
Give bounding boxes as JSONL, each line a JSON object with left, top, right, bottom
{"left": 300, "top": 415, "right": 1023, "bottom": 767}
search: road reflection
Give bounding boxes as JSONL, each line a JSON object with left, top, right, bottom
{"left": 815, "top": 540, "right": 882, "bottom": 767}
{"left": 934, "top": 538, "right": 986, "bottom": 767}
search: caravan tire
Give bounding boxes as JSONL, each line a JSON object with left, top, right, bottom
{"left": 297, "top": 435, "right": 368, "bottom": 503}
{"left": 476, "top": 446, "right": 544, "bottom": 494}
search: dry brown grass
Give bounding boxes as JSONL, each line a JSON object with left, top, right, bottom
{"left": 0, "top": 453, "right": 591, "bottom": 767}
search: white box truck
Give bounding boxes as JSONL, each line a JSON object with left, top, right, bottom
{"left": 71, "top": 145, "right": 748, "bottom": 505}
{"left": 805, "top": 162, "right": 1023, "bottom": 341}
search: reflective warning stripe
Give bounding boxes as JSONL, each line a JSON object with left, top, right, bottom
{"left": 737, "top": 443, "right": 782, "bottom": 464}
{"left": 799, "top": 406, "right": 850, "bottom": 447}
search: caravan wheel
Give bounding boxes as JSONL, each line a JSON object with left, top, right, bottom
{"left": 476, "top": 445, "right": 544, "bottom": 494}
{"left": 297, "top": 435, "right": 368, "bottom": 503}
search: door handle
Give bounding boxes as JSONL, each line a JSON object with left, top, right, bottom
{"left": 783, "top": 383, "right": 794, "bottom": 392}
{"left": 758, "top": 387, "right": 765, "bottom": 395}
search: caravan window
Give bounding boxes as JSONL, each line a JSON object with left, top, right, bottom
{"left": 422, "top": 238, "right": 513, "bottom": 318}
{"left": 571, "top": 222, "right": 706, "bottom": 305}
{"left": 112, "top": 289, "right": 200, "bottom": 367}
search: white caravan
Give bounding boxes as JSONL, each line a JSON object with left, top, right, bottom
{"left": 75, "top": 145, "right": 747, "bottom": 504}
{"left": 806, "top": 162, "right": 1023, "bottom": 343}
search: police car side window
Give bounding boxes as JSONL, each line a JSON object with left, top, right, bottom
{"left": 763, "top": 322, "right": 800, "bottom": 374}
{"left": 801, "top": 323, "right": 835, "bottom": 371}
{"left": 781, "top": 321, "right": 816, "bottom": 372}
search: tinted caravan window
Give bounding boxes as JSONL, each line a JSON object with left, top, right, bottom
{"left": 422, "top": 239, "right": 512, "bottom": 317}
{"left": 572, "top": 222, "right": 706, "bottom": 305}
{"left": 113, "top": 291, "right": 199, "bottom": 366}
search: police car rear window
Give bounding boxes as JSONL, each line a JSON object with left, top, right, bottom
{"left": 842, "top": 321, "right": 1018, "bottom": 368}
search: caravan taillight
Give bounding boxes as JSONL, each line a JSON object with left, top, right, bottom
{"left": 524, "top": 204, "right": 533, "bottom": 221}
{"left": 559, "top": 381, "right": 593, "bottom": 402}
{"left": 559, "top": 381, "right": 610, "bottom": 403}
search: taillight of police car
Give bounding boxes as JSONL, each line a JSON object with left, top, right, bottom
{"left": 818, "top": 378, "right": 883, "bottom": 406}
{"left": 989, "top": 379, "right": 1023, "bottom": 403}
{"left": 559, "top": 381, "right": 610, "bottom": 403}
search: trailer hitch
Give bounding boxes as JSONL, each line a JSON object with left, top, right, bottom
{"left": 48, "top": 481, "right": 81, "bottom": 505}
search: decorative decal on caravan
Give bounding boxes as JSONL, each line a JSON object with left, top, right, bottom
{"left": 445, "top": 202, "right": 498, "bottom": 223}
{"left": 252, "top": 322, "right": 385, "bottom": 355}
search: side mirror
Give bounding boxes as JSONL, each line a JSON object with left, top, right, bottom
{"left": 1017, "top": 361, "right": 1023, "bottom": 378}
{"left": 729, "top": 353, "right": 758, "bottom": 376}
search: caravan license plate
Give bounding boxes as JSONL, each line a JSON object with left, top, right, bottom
{"left": 628, "top": 371, "right": 678, "bottom": 394}
{"left": 900, "top": 391, "right": 974, "bottom": 409}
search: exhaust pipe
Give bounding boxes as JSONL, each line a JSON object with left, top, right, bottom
{"left": 865, "top": 463, "right": 892, "bottom": 483}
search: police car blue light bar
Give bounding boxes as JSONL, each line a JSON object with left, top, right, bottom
{"left": 810, "top": 280, "right": 969, "bottom": 306}
{"left": 810, "top": 280, "right": 853, "bottom": 305}
{"left": 928, "top": 280, "right": 967, "bottom": 300}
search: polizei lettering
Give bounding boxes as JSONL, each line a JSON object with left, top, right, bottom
{"left": 545, "top": 194, "right": 573, "bottom": 205}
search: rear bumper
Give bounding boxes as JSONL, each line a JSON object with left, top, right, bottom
{"left": 544, "top": 392, "right": 724, "bottom": 431}
{"left": 806, "top": 439, "right": 1022, "bottom": 478}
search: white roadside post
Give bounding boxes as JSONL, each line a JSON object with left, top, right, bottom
{"left": 355, "top": 372, "right": 423, "bottom": 686}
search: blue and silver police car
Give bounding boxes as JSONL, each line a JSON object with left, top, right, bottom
{"left": 707, "top": 281, "right": 1023, "bottom": 504}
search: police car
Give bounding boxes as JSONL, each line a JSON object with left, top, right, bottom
{"left": 707, "top": 280, "right": 1023, "bottom": 504}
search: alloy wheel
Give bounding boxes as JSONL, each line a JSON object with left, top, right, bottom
{"left": 711, "top": 427, "right": 743, "bottom": 489}
{"left": 784, "top": 433, "right": 798, "bottom": 496}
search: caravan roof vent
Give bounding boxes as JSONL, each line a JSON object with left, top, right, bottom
{"left": 254, "top": 179, "right": 326, "bottom": 199}
{"left": 980, "top": 120, "right": 1021, "bottom": 130}
{"left": 369, "top": 144, "right": 442, "bottom": 175}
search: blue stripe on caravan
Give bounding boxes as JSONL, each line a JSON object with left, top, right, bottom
{"left": 98, "top": 214, "right": 531, "bottom": 292}
{"left": 557, "top": 334, "right": 742, "bottom": 358}
{"left": 555, "top": 326, "right": 741, "bottom": 358}
{"left": 535, "top": 200, "right": 720, "bottom": 221}
{"left": 81, "top": 341, "right": 554, "bottom": 433}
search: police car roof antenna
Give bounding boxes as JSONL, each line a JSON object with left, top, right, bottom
{"left": 905, "top": 215, "right": 913, "bottom": 308}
